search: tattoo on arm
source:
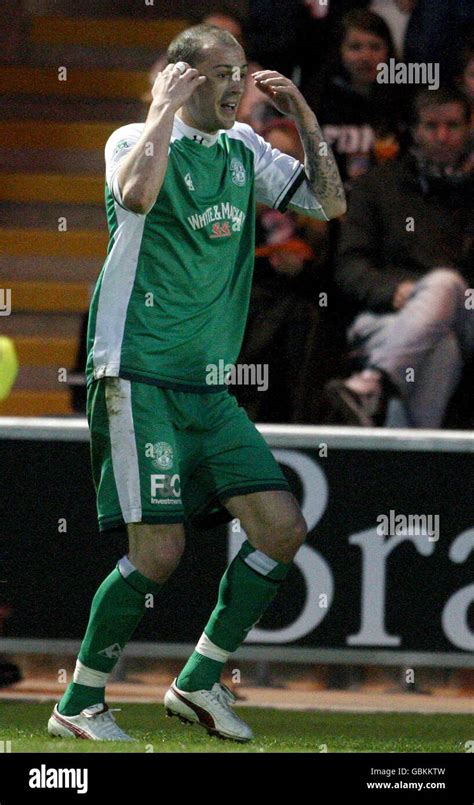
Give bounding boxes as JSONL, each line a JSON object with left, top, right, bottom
{"left": 297, "top": 121, "right": 346, "bottom": 208}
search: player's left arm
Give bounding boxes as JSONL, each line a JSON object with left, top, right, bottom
{"left": 253, "top": 70, "right": 347, "bottom": 220}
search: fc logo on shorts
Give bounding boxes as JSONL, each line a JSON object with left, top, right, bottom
{"left": 151, "top": 442, "right": 174, "bottom": 470}
{"left": 151, "top": 473, "right": 181, "bottom": 504}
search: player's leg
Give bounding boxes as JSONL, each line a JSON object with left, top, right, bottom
{"left": 57, "top": 522, "right": 184, "bottom": 716}
{"left": 166, "top": 394, "right": 305, "bottom": 740}
{"left": 49, "top": 522, "right": 184, "bottom": 740}
{"left": 176, "top": 489, "right": 305, "bottom": 693}
{"left": 166, "top": 490, "right": 305, "bottom": 741}
{"left": 49, "top": 378, "right": 186, "bottom": 739}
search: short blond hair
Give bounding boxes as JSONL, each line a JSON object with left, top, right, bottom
{"left": 167, "top": 24, "right": 242, "bottom": 68}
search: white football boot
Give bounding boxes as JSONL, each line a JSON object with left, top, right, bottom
{"left": 164, "top": 679, "right": 253, "bottom": 742}
{"left": 48, "top": 703, "right": 136, "bottom": 741}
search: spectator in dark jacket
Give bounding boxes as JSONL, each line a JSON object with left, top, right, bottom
{"left": 312, "top": 9, "right": 406, "bottom": 188}
{"left": 326, "top": 86, "right": 473, "bottom": 428}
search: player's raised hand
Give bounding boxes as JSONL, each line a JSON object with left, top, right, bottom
{"left": 151, "top": 62, "right": 207, "bottom": 111}
{"left": 252, "top": 70, "right": 307, "bottom": 118}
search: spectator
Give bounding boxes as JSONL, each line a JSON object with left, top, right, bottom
{"left": 249, "top": 1, "right": 371, "bottom": 97}
{"left": 325, "top": 86, "right": 473, "bottom": 428}
{"left": 312, "top": 10, "right": 405, "bottom": 189}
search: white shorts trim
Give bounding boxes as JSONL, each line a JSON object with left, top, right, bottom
{"left": 105, "top": 377, "right": 142, "bottom": 524}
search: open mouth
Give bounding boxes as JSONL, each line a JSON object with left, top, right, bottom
{"left": 220, "top": 102, "right": 237, "bottom": 113}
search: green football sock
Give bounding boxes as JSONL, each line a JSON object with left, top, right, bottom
{"left": 59, "top": 557, "right": 161, "bottom": 715}
{"left": 177, "top": 541, "right": 291, "bottom": 692}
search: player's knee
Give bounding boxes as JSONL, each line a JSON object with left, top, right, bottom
{"left": 256, "top": 511, "right": 307, "bottom": 562}
{"left": 128, "top": 523, "right": 185, "bottom": 584}
{"left": 131, "top": 545, "right": 183, "bottom": 584}
{"left": 284, "top": 513, "right": 307, "bottom": 554}
{"left": 155, "top": 548, "right": 184, "bottom": 582}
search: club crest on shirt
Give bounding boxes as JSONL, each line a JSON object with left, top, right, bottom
{"left": 151, "top": 442, "right": 174, "bottom": 469}
{"left": 230, "top": 158, "right": 246, "bottom": 186}
{"left": 184, "top": 172, "right": 195, "bottom": 191}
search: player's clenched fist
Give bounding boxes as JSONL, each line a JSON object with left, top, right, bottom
{"left": 151, "top": 62, "right": 207, "bottom": 111}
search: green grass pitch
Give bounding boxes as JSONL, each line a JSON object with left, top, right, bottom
{"left": 1, "top": 702, "right": 470, "bottom": 753}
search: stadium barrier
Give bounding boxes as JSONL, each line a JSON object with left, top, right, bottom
{"left": 0, "top": 419, "right": 473, "bottom": 667}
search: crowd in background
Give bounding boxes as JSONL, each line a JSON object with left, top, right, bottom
{"left": 235, "top": 0, "right": 474, "bottom": 429}
{"left": 71, "top": 0, "right": 474, "bottom": 429}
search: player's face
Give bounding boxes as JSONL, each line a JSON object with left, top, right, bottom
{"left": 414, "top": 103, "right": 469, "bottom": 166}
{"left": 341, "top": 28, "right": 388, "bottom": 86}
{"left": 183, "top": 44, "right": 248, "bottom": 132}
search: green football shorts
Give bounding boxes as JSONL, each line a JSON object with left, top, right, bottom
{"left": 87, "top": 377, "right": 290, "bottom": 532}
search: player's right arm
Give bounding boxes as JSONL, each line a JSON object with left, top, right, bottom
{"left": 115, "top": 63, "right": 206, "bottom": 215}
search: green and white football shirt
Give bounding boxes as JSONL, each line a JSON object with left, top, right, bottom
{"left": 87, "top": 116, "right": 327, "bottom": 391}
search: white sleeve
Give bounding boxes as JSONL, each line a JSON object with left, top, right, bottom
{"left": 286, "top": 178, "right": 330, "bottom": 221}
{"left": 104, "top": 123, "right": 144, "bottom": 208}
{"left": 233, "top": 123, "right": 328, "bottom": 221}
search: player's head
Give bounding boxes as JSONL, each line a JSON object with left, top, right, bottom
{"left": 167, "top": 24, "right": 247, "bottom": 133}
{"left": 338, "top": 9, "right": 395, "bottom": 87}
{"left": 411, "top": 86, "right": 471, "bottom": 167}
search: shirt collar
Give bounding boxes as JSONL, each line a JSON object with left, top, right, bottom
{"left": 175, "top": 116, "right": 221, "bottom": 147}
